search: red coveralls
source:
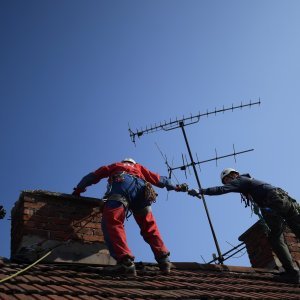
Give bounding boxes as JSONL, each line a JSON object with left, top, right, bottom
{"left": 73, "top": 161, "right": 175, "bottom": 263}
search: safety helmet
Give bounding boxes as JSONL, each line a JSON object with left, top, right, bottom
{"left": 122, "top": 158, "right": 136, "bottom": 164}
{"left": 220, "top": 168, "right": 239, "bottom": 183}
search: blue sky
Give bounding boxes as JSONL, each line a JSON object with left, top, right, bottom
{"left": 1, "top": 0, "right": 300, "bottom": 267}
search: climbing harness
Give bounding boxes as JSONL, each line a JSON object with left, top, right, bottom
{"left": 240, "top": 193, "right": 254, "bottom": 209}
{"left": 110, "top": 171, "right": 126, "bottom": 183}
{"left": 240, "top": 192, "right": 270, "bottom": 233}
{"left": 107, "top": 194, "right": 129, "bottom": 208}
{"left": 106, "top": 171, "right": 158, "bottom": 220}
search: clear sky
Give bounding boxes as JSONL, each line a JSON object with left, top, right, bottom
{"left": 1, "top": 0, "right": 300, "bottom": 267}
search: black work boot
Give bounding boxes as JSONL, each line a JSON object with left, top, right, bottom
{"left": 156, "top": 254, "right": 172, "bottom": 275}
{"left": 103, "top": 257, "right": 137, "bottom": 277}
{"left": 278, "top": 269, "right": 300, "bottom": 284}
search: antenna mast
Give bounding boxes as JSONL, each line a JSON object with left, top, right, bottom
{"left": 129, "top": 100, "right": 261, "bottom": 264}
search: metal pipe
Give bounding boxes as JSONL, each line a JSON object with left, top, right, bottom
{"left": 179, "top": 121, "right": 224, "bottom": 264}
{"left": 207, "top": 242, "right": 245, "bottom": 264}
{"left": 222, "top": 246, "right": 247, "bottom": 262}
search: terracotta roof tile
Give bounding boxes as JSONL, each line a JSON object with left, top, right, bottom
{"left": 0, "top": 293, "right": 19, "bottom": 300}
{"left": 45, "top": 296, "right": 71, "bottom": 300}
{"left": 0, "top": 260, "right": 299, "bottom": 299}
{"left": 16, "top": 295, "right": 37, "bottom": 300}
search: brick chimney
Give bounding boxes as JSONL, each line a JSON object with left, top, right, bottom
{"left": 11, "top": 190, "right": 115, "bottom": 265}
{"left": 239, "top": 220, "right": 300, "bottom": 270}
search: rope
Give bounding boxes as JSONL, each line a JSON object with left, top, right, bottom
{"left": 0, "top": 250, "right": 52, "bottom": 284}
{"left": 0, "top": 208, "right": 101, "bottom": 284}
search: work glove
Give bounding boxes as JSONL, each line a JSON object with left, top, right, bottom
{"left": 72, "top": 187, "right": 86, "bottom": 196}
{"left": 188, "top": 188, "right": 202, "bottom": 197}
{"left": 175, "top": 183, "right": 189, "bottom": 192}
{"left": 0, "top": 205, "right": 6, "bottom": 219}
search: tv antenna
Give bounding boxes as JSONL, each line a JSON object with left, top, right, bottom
{"left": 128, "top": 100, "right": 261, "bottom": 264}
{"left": 167, "top": 145, "right": 254, "bottom": 179}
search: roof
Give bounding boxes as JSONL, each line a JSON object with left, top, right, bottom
{"left": 0, "top": 258, "right": 299, "bottom": 299}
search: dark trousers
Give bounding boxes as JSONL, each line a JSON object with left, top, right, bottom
{"left": 261, "top": 189, "right": 300, "bottom": 271}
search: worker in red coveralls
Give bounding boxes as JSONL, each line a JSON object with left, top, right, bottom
{"left": 72, "top": 158, "right": 187, "bottom": 276}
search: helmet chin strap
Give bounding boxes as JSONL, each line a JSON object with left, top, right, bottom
{"left": 223, "top": 172, "right": 239, "bottom": 184}
{"left": 230, "top": 172, "right": 239, "bottom": 179}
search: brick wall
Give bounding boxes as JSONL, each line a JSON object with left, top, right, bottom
{"left": 239, "top": 221, "right": 300, "bottom": 270}
{"left": 285, "top": 226, "right": 300, "bottom": 267}
{"left": 11, "top": 190, "right": 115, "bottom": 265}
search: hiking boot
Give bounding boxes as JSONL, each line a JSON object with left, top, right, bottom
{"left": 278, "top": 270, "right": 300, "bottom": 284}
{"left": 158, "top": 261, "right": 172, "bottom": 274}
{"left": 157, "top": 254, "right": 172, "bottom": 275}
{"left": 103, "top": 258, "right": 137, "bottom": 277}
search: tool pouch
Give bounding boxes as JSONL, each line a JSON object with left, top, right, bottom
{"left": 144, "top": 182, "right": 158, "bottom": 203}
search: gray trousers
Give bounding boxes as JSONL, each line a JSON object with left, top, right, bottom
{"left": 261, "top": 188, "right": 300, "bottom": 271}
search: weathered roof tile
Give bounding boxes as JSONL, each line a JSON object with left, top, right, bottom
{"left": 0, "top": 260, "right": 299, "bottom": 299}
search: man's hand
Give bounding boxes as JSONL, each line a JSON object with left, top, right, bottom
{"left": 0, "top": 205, "right": 6, "bottom": 219}
{"left": 188, "top": 188, "right": 202, "bottom": 198}
{"left": 175, "top": 183, "right": 189, "bottom": 192}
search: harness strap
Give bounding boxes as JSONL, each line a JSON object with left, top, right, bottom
{"left": 240, "top": 193, "right": 270, "bottom": 233}
{"left": 109, "top": 171, "right": 126, "bottom": 183}
{"left": 107, "top": 173, "right": 157, "bottom": 220}
{"left": 107, "top": 194, "right": 129, "bottom": 208}
{"left": 240, "top": 193, "right": 252, "bottom": 208}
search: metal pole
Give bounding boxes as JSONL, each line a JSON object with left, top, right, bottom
{"left": 179, "top": 121, "right": 224, "bottom": 264}
{"left": 207, "top": 242, "right": 245, "bottom": 264}
{"left": 221, "top": 246, "right": 246, "bottom": 263}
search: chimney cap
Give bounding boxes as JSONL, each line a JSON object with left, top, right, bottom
{"left": 19, "top": 189, "right": 103, "bottom": 205}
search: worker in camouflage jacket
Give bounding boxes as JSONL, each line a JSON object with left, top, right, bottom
{"left": 188, "top": 168, "right": 300, "bottom": 284}
{"left": 73, "top": 158, "right": 187, "bottom": 276}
